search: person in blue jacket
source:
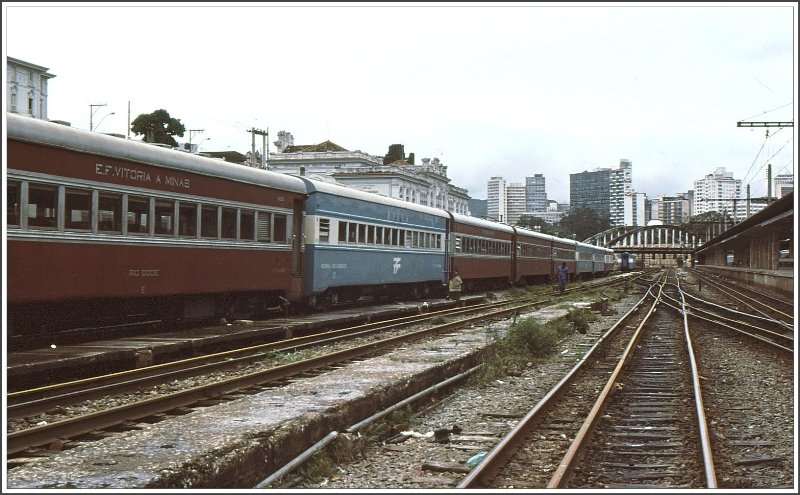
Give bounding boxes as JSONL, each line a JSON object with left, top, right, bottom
{"left": 557, "top": 262, "right": 569, "bottom": 294}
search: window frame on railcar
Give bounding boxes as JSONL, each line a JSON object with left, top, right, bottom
{"left": 7, "top": 174, "right": 295, "bottom": 246}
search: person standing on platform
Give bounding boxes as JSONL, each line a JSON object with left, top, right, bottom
{"left": 448, "top": 271, "right": 463, "bottom": 301}
{"left": 557, "top": 262, "right": 569, "bottom": 294}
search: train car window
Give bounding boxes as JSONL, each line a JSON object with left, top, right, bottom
{"left": 412, "top": 231, "right": 419, "bottom": 248}
{"left": 393, "top": 229, "right": 401, "bottom": 247}
{"left": 65, "top": 188, "right": 92, "bottom": 231}
{"left": 27, "top": 183, "right": 58, "bottom": 229}
{"left": 374, "top": 226, "right": 382, "bottom": 245}
{"left": 7, "top": 180, "right": 20, "bottom": 226}
{"left": 367, "top": 225, "right": 375, "bottom": 244}
{"left": 154, "top": 200, "right": 175, "bottom": 236}
{"left": 201, "top": 205, "right": 218, "bottom": 238}
{"left": 338, "top": 221, "right": 347, "bottom": 243}
{"left": 240, "top": 210, "right": 255, "bottom": 241}
{"left": 256, "top": 212, "right": 271, "bottom": 242}
{"left": 98, "top": 192, "right": 122, "bottom": 233}
{"left": 398, "top": 229, "right": 406, "bottom": 247}
{"left": 127, "top": 196, "right": 150, "bottom": 234}
{"left": 179, "top": 202, "right": 198, "bottom": 238}
{"left": 348, "top": 223, "right": 357, "bottom": 244}
{"left": 273, "top": 214, "right": 288, "bottom": 243}
{"left": 318, "top": 218, "right": 330, "bottom": 243}
{"left": 384, "top": 228, "right": 392, "bottom": 246}
{"left": 221, "top": 207, "right": 237, "bottom": 240}
{"left": 358, "top": 224, "right": 367, "bottom": 245}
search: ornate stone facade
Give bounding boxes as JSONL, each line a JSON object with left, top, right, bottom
{"left": 7, "top": 57, "right": 56, "bottom": 121}
{"left": 267, "top": 133, "right": 471, "bottom": 215}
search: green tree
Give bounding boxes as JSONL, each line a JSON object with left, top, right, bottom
{"left": 555, "top": 206, "right": 611, "bottom": 241}
{"left": 130, "top": 109, "right": 186, "bottom": 147}
{"left": 516, "top": 215, "right": 557, "bottom": 235}
{"left": 683, "top": 210, "right": 733, "bottom": 240}
{"left": 684, "top": 210, "right": 732, "bottom": 225}
{"left": 383, "top": 144, "right": 405, "bottom": 165}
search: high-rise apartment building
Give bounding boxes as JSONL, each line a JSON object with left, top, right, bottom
{"left": 657, "top": 193, "right": 693, "bottom": 224}
{"left": 487, "top": 177, "right": 507, "bottom": 223}
{"left": 506, "top": 182, "right": 527, "bottom": 226}
{"left": 631, "top": 191, "right": 647, "bottom": 227}
{"left": 773, "top": 174, "right": 794, "bottom": 198}
{"left": 570, "top": 167, "right": 612, "bottom": 219}
{"left": 570, "top": 159, "right": 642, "bottom": 227}
{"left": 487, "top": 174, "right": 550, "bottom": 225}
{"left": 525, "top": 174, "right": 547, "bottom": 212}
{"left": 610, "top": 159, "right": 633, "bottom": 226}
{"left": 692, "top": 167, "right": 741, "bottom": 217}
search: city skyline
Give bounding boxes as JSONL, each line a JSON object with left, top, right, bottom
{"left": 3, "top": 2, "right": 796, "bottom": 204}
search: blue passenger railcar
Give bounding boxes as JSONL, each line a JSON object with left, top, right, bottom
{"left": 601, "top": 246, "right": 616, "bottom": 274}
{"left": 574, "top": 242, "right": 612, "bottom": 278}
{"left": 618, "top": 252, "right": 636, "bottom": 272}
{"left": 552, "top": 236, "right": 577, "bottom": 281}
{"left": 575, "top": 241, "right": 597, "bottom": 278}
{"left": 299, "top": 178, "right": 449, "bottom": 307}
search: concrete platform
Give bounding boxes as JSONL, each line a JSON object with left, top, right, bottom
{"left": 6, "top": 303, "right": 570, "bottom": 489}
{"left": 6, "top": 295, "right": 485, "bottom": 389}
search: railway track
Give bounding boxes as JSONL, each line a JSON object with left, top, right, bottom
{"left": 285, "top": 267, "right": 791, "bottom": 490}
{"left": 689, "top": 268, "right": 794, "bottom": 326}
{"left": 459, "top": 272, "right": 718, "bottom": 489}
{"left": 10, "top": 283, "right": 628, "bottom": 458}
{"left": 689, "top": 318, "right": 795, "bottom": 488}
{"left": 661, "top": 286, "right": 793, "bottom": 353}
{"left": 554, "top": 290, "right": 713, "bottom": 488}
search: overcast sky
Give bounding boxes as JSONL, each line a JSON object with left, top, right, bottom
{"left": 4, "top": 2, "right": 796, "bottom": 203}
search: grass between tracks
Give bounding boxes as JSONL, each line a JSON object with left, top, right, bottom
{"left": 477, "top": 306, "right": 599, "bottom": 383}
{"left": 286, "top": 287, "right": 629, "bottom": 487}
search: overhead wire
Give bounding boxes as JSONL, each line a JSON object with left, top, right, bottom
{"left": 737, "top": 102, "right": 793, "bottom": 123}
{"left": 714, "top": 121, "right": 793, "bottom": 218}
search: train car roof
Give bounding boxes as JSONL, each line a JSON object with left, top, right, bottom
{"left": 6, "top": 113, "right": 308, "bottom": 194}
{"left": 449, "top": 212, "right": 516, "bottom": 234}
{"left": 513, "top": 226, "right": 578, "bottom": 247}
{"left": 296, "top": 176, "right": 451, "bottom": 219}
{"left": 513, "top": 226, "right": 558, "bottom": 243}
{"left": 576, "top": 240, "right": 610, "bottom": 251}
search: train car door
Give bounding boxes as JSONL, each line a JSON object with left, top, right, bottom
{"left": 291, "top": 198, "right": 304, "bottom": 276}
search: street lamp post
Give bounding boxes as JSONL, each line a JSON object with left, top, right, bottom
{"left": 93, "top": 112, "right": 115, "bottom": 132}
{"left": 196, "top": 137, "right": 211, "bottom": 153}
{"left": 89, "top": 103, "right": 107, "bottom": 131}
{"left": 188, "top": 129, "right": 204, "bottom": 151}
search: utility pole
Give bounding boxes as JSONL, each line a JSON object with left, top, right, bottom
{"left": 248, "top": 127, "right": 268, "bottom": 169}
{"left": 188, "top": 129, "right": 204, "bottom": 152}
{"left": 746, "top": 184, "right": 750, "bottom": 219}
{"left": 737, "top": 121, "right": 791, "bottom": 207}
{"left": 767, "top": 164, "right": 772, "bottom": 204}
{"left": 89, "top": 103, "right": 107, "bottom": 131}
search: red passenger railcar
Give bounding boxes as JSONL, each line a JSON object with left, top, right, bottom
{"left": 7, "top": 114, "right": 307, "bottom": 336}
{"left": 447, "top": 213, "right": 515, "bottom": 291}
{"left": 512, "top": 227, "right": 559, "bottom": 285}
